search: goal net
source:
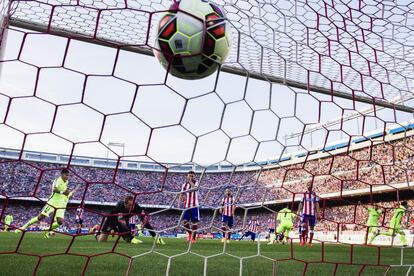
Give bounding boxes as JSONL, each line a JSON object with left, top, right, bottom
{"left": 0, "top": 0, "right": 414, "bottom": 275}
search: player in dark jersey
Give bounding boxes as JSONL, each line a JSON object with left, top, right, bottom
{"left": 96, "top": 195, "right": 165, "bottom": 245}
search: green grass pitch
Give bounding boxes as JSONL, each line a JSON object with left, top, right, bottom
{"left": 0, "top": 233, "right": 412, "bottom": 275}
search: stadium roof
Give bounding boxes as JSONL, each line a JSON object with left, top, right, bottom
{"left": 2, "top": 120, "right": 413, "bottom": 172}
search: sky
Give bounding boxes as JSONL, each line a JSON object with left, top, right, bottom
{"left": 0, "top": 0, "right": 413, "bottom": 167}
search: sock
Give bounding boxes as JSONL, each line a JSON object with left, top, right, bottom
{"left": 309, "top": 230, "right": 314, "bottom": 244}
{"left": 301, "top": 230, "right": 307, "bottom": 243}
{"left": 368, "top": 233, "right": 377, "bottom": 243}
{"left": 191, "top": 225, "right": 198, "bottom": 240}
{"left": 221, "top": 227, "right": 226, "bottom": 239}
{"left": 51, "top": 222, "right": 60, "bottom": 231}
{"left": 145, "top": 223, "right": 157, "bottom": 238}
{"left": 227, "top": 231, "right": 231, "bottom": 240}
{"left": 22, "top": 217, "right": 39, "bottom": 230}
{"left": 184, "top": 222, "right": 191, "bottom": 235}
{"left": 400, "top": 232, "right": 407, "bottom": 246}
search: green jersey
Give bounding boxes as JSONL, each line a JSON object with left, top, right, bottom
{"left": 48, "top": 177, "right": 69, "bottom": 204}
{"left": 277, "top": 208, "right": 295, "bottom": 225}
{"left": 390, "top": 205, "right": 406, "bottom": 229}
{"left": 5, "top": 214, "right": 13, "bottom": 224}
{"left": 367, "top": 207, "right": 382, "bottom": 227}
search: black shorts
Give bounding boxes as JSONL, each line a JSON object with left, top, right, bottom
{"left": 75, "top": 219, "right": 83, "bottom": 225}
{"left": 100, "top": 218, "right": 133, "bottom": 242}
{"left": 101, "top": 218, "right": 130, "bottom": 233}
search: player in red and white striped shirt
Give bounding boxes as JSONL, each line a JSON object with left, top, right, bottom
{"left": 297, "top": 183, "right": 320, "bottom": 246}
{"left": 129, "top": 215, "right": 137, "bottom": 235}
{"left": 248, "top": 220, "right": 259, "bottom": 232}
{"left": 238, "top": 217, "right": 260, "bottom": 241}
{"left": 179, "top": 171, "right": 200, "bottom": 244}
{"left": 219, "top": 189, "right": 236, "bottom": 243}
{"left": 75, "top": 207, "right": 84, "bottom": 234}
{"left": 128, "top": 210, "right": 145, "bottom": 237}
{"left": 266, "top": 216, "right": 276, "bottom": 242}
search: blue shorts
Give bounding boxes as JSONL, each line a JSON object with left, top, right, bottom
{"left": 129, "top": 223, "right": 136, "bottom": 230}
{"left": 245, "top": 231, "right": 256, "bottom": 241}
{"left": 269, "top": 228, "right": 275, "bottom": 233}
{"left": 301, "top": 215, "right": 316, "bottom": 227}
{"left": 222, "top": 215, "right": 234, "bottom": 228}
{"left": 183, "top": 207, "right": 200, "bottom": 222}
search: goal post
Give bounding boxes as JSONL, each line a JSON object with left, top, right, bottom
{"left": 0, "top": 0, "right": 414, "bottom": 275}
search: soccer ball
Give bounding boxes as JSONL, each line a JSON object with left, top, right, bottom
{"left": 153, "top": 0, "right": 231, "bottom": 80}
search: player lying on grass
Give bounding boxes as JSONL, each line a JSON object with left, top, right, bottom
{"left": 370, "top": 201, "right": 409, "bottom": 247}
{"left": 96, "top": 195, "right": 165, "bottom": 245}
{"left": 268, "top": 204, "right": 295, "bottom": 245}
{"left": 238, "top": 217, "right": 260, "bottom": 242}
{"left": 16, "top": 169, "right": 76, "bottom": 238}
{"left": 219, "top": 188, "right": 236, "bottom": 244}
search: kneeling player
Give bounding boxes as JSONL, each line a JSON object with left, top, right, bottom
{"left": 96, "top": 195, "right": 165, "bottom": 245}
{"left": 220, "top": 189, "right": 236, "bottom": 243}
{"left": 238, "top": 217, "right": 260, "bottom": 242}
{"left": 297, "top": 183, "right": 320, "bottom": 246}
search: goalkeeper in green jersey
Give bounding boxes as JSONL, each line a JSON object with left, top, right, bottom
{"left": 4, "top": 214, "right": 13, "bottom": 231}
{"left": 366, "top": 205, "right": 382, "bottom": 245}
{"left": 371, "top": 201, "right": 408, "bottom": 247}
{"left": 268, "top": 205, "right": 295, "bottom": 245}
{"left": 16, "top": 169, "right": 75, "bottom": 238}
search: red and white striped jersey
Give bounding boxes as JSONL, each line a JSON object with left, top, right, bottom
{"left": 76, "top": 207, "right": 84, "bottom": 220}
{"left": 297, "top": 211, "right": 303, "bottom": 227}
{"left": 221, "top": 195, "right": 235, "bottom": 216}
{"left": 301, "top": 191, "right": 319, "bottom": 216}
{"left": 129, "top": 215, "right": 137, "bottom": 225}
{"left": 181, "top": 181, "right": 199, "bottom": 208}
{"left": 248, "top": 220, "right": 259, "bottom": 232}
{"left": 267, "top": 218, "right": 275, "bottom": 229}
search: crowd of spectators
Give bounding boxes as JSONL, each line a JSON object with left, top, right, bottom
{"left": 1, "top": 136, "right": 414, "bottom": 234}
{"left": 2, "top": 199, "right": 413, "bottom": 235}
